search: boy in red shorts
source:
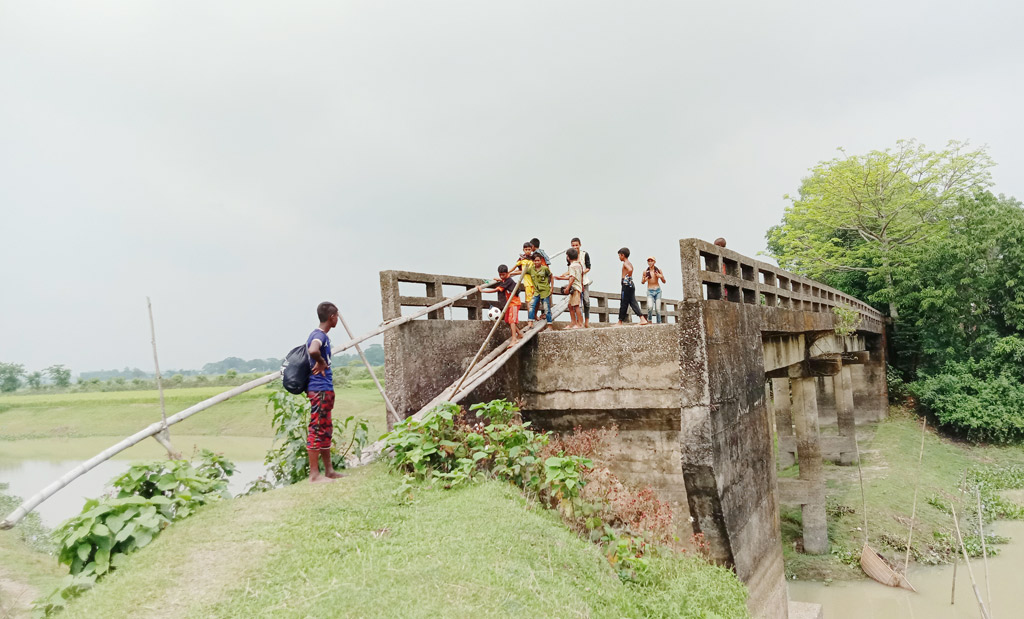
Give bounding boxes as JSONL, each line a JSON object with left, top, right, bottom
{"left": 481, "top": 264, "right": 523, "bottom": 348}
{"left": 306, "top": 301, "right": 345, "bottom": 483}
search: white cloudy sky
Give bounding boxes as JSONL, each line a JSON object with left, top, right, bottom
{"left": 2, "top": 1, "right": 1022, "bottom": 373}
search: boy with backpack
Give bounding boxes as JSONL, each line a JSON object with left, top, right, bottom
{"left": 306, "top": 301, "right": 345, "bottom": 483}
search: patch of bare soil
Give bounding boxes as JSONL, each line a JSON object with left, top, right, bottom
{"left": 0, "top": 567, "right": 37, "bottom": 619}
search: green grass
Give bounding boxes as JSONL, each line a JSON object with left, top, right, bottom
{"left": 59, "top": 466, "right": 747, "bottom": 618}
{"left": 781, "top": 407, "right": 1024, "bottom": 580}
{"left": 0, "top": 487, "right": 64, "bottom": 617}
{"left": 0, "top": 385, "right": 388, "bottom": 448}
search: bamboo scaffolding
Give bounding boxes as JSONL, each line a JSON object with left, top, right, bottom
{"left": 337, "top": 308, "right": 399, "bottom": 427}
{"left": 2, "top": 288, "right": 484, "bottom": 530}
{"left": 353, "top": 296, "right": 570, "bottom": 466}
{"left": 0, "top": 371, "right": 282, "bottom": 530}
{"left": 147, "top": 297, "right": 181, "bottom": 460}
{"left": 951, "top": 504, "right": 992, "bottom": 619}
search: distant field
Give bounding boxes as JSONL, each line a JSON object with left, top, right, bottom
{"left": 0, "top": 383, "right": 388, "bottom": 456}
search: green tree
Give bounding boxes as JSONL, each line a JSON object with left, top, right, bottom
{"left": 766, "top": 140, "right": 994, "bottom": 319}
{"left": 0, "top": 362, "right": 25, "bottom": 392}
{"left": 45, "top": 364, "right": 72, "bottom": 388}
{"left": 26, "top": 371, "right": 43, "bottom": 390}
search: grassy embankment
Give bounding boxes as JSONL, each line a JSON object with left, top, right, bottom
{"left": 780, "top": 407, "right": 1024, "bottom": 581}
{"left": 0, "top": 382, "right": 387, "bottom": 617}
{"left": 59, "top": 465, "right": 748, "bottom": 619}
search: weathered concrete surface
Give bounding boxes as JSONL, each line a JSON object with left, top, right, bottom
{"left": 384, "top": 320, "right": 521, "bottom": 425}
{"left": 679, "top": 300, "right": 788, "bottom": 619}
{"left": 520, "top": 325, "right": 691, "bottom": 528}
{"left": 788, "top": 601, "right": 824, "bottom": 619}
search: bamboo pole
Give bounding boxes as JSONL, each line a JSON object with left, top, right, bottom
{"left": 951, "top": 504, "right": 992, "bottom": 619}
{"left": 903, "top": 418, "right": 927, "bottom": 573}
{"left": 340, "top": 285, "right": 483, "bottom": 350}
{"left": 952, "top": 469, "right": 967, "bottom": 605}
{"left": 977, "top": 488, "right": 992, "bottom": 616}
{"left": 337, "top": 309, "right": 399, "bottom": 427}
{"left": 451, "top": 249, "right": 566, "bottom": 398}
{"left": 1, "top": 371, "right": 282, "bottom": 530}
{"left": 353, "top": 296, "right": 570, "bottom": 466}
{"left": 147, "top": 297, "right": 181, "bottom": 459}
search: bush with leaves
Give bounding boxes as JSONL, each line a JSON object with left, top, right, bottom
{"left": 263, "top": 388, "right": 369, "bottom": 486}
{"left": 35, "top": 450, "right": 237, "bottom": 616}
{"left": 383, "top": 400, "right": 681, "bottom": 582}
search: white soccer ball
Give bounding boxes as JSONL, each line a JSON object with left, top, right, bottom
{"left": 487, "top": 307, "right": 502, "bottom": 321}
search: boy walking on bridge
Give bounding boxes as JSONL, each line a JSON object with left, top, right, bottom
{"left": 617, "top": 248, "right": 648, "bottom": 326}
{"left": 306, "top": 302, "right": 345, "bottom": 483}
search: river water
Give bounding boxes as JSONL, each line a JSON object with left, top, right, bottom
{"left": 789, "top": 520, "right": 1024, "bottom": 618}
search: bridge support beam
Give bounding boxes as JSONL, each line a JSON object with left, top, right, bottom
{"left": 771, "top": 377, "right": 796, "bottom": 469}
{"left": 779, "top": 375, "right": 828, "bottom": 555}
{"left": 834, "top": 365, "right": 857, "bottom": 465}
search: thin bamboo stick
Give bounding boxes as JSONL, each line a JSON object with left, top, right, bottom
{"left": 951, "top": 504, "right": 991, "bottom": 619}
{"left": 339, "top": 285, "right": 483, "bottom": 349}
{"left": 977, "top": 488, "right": 992, "bottom": 616}
{"left": 952, "top": 469, "right": 968, "bottom": 605}
{"left": 903, "top": 418, "right": 927, "bottom": 573}
{"left": 147, "top": 297, "right": 181, "bottom": 459}
{"left": 337, "top": 309, "right": 399, "bottom": 427}
{"left": 0, "top": 371, "right": 282, "bottom": 530}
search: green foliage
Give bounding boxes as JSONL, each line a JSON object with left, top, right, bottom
{"left": 263, "top": 388, "right": 369, "bottom": 485}
{"left": 832, "top": 304, "right": 861, "bottom": 337}
{"left": 766, "top": 140, "right": 994, "bottom": 318}
{"left": 27, "top": 370, "right": 43, "bottom": 389}
{"left": 44, "top": 365, "right": 72, "bottom": 388}
{"left": 914, "top": 357, "right": 1024, "bottom": 443}
{"left": 601, "top": 527, "right": 651, "bottom": 583}
{"left": 886, "top": 364, "right": 910, "bottom": 403}
{"left": 36, "top": 451, "right": 237, "bottom": 616}
{"left": 0, "top": 361, "right": 25, "bottom": 392}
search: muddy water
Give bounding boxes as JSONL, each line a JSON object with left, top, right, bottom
{"left": 789, "top": 520, "right": 1024, "bottom": 618}
{"left": 0, "top": 434, "right": 273, "bottom": 527}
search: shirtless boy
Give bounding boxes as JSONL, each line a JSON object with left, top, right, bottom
{"left": 617, "top": 248, "right": 648, "bottom": 326}
{"left": 642, "top": 256, "right": 667, "bottom": 324}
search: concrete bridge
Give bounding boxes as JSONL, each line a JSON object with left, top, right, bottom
{"left": 379, "top": 238, "right": 886, "bottom": 619}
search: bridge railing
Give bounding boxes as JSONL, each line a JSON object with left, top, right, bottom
{"left": 380, "top": 270, "right": 682, "bottom": 323}
{"left": 679, "top": 238, "right": 885, "bottom": 331}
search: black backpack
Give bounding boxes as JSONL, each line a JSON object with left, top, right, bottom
{"left": 281, "top": 344, "right": 311, "bottom": 395}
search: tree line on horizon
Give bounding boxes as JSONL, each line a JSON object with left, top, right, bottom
{"left": 0, "top": 345, "right": 385, "bottom": 393}
{"left": 767, "top": 139, "right": 1024, "bottom": 442}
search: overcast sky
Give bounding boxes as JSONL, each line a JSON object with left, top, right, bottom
{"left": 2, "top": 1, "right": 1022, "bottom": 374}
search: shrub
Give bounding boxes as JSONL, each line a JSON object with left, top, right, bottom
{"left": 35, "top": 451, "right": 236, "bottom": 616}
{"left": 913, "top": 362, "right": 1024, "bottom": 443}
{"left": 263, "top": 389, "right": 369, "bottom": 485}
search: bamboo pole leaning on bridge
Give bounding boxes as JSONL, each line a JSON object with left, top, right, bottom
{"left": 337, "top": 308, "right": 399, "bottom": 427}
{"left": 1, "top": 285, "right": 489, "bottom": 530}
{"left": 0, "top": 371, "right": 282, "bottom": 530}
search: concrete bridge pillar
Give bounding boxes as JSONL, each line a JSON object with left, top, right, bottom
{"left": 834, "top": 365, "right": 857, "bottom": 465}
{"left": 771, "top": 377, "right": 796, "bottom": 469}
{"left": 789, "top": 375, "right": 828, "bottom": 555}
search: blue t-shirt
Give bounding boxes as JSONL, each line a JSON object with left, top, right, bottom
{"left": 306, "top": 329, "right": 333, "bottom": 392}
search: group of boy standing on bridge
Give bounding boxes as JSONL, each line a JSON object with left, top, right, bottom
{"left": 479, "top": 237, "right": 673, "bottom": 348}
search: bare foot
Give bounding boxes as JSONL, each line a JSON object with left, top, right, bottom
{"left": 310, "top": 476, "right": 333, "bottom": 484}
{"left": 325, "top": 471, "right": 346, "bottom": 479}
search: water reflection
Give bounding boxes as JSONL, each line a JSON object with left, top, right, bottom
{"left": 789, "top": 520, "right": 1024, "bottom": 618}
{"left": 0, "top": 459, "right": 267, "bottom": 528}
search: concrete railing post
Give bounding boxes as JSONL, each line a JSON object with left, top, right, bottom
{"left": 790, "top": 374, "right": 828, "bottom": 555}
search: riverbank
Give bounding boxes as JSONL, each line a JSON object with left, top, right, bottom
{"left": 59, "top": 465, "right": 749, "bottom": 618}
{"left": 781, "top": 407, "right": 1024, "bottom": 581}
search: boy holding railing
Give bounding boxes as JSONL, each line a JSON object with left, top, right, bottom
{"left": 481, "top": 264, "right": 524, "bottom": 348}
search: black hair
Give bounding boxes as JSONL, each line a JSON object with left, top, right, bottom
{"left": 532, "top": 252, "right": 543, "bottom": 260}
{"left": 567, "top": 248, "right": 579, "bottom": 260}
{"left": 530, "top": 238, "right": 541, "bottom": 248}
{"left": 523, "top": 241, "right": 532, "bottom": 249}
{"left": 317, "top": 301, "right": 339, "bottom": 322}
{"left": 497, "top": 264, "right": 508, "bottom": 274}
{"left": 618, "top": 247, "right": 630, "bottom": 258}
{"left": 571, "top": 237, "right": 581, "bottom": 244}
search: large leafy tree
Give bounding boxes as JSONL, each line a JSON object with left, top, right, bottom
{"left": 45, "top": 364, "right": 72, "bottom": 388}
{"left": 0, "top": 362, "right": 25, "bottom": 392}
{"left": 894, "top": 192, "right": 1024, "bottom": 374}
{"left": 767, "top": 140, "right": 994, "bottom": 319}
